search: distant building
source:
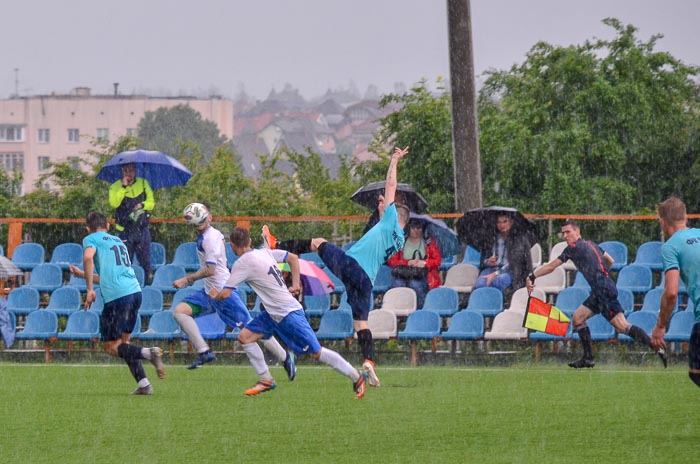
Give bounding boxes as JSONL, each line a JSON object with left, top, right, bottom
{"left": 0, "top": 87, "right": 234, "bottom": 194}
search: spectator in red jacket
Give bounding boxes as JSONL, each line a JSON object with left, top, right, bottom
{"left": 387, "top": 218, "right": 442, "bottom": 308}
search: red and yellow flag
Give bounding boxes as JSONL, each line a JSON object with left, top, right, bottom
{"left": 522, "top": 297, "right": 570, "bottom": 336}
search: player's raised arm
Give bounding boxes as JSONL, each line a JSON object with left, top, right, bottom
{"left": 383, "top": 146, "right": 409, "bottom": 207}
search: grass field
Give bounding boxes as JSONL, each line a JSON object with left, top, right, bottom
{"left": 3, "top": 362, "right": 699, "bottom": 463}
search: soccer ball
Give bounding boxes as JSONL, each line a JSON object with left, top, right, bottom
{"left": 183, "top": 202, "right": 209, "bottom": 225}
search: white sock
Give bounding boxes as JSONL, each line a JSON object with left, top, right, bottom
{"left": 173, "top": 313, "right": 209, "bottom": 353}
{"left": 262, "top": 337, "right": 286, "bottom": 362}
{"left": 318, "top": 348, "right": 359, "bottom": 381}
{"left": 140, "top": 348, "right": 152, "bottom": 360}
{"left": 137, "top": 378, "right": 150, "bottom": 388}
{"left": 242, "top": 342, "right": 273, "bottom": 381}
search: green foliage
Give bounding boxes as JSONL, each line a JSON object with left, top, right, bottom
{"left": 479, "top": 18, "right": 700, "bottom": 218}
{"left": 137, "top": 104, "right": 230, "bottom": 162}
{"left": 370, "top": 78, "right": 455, "bottom": 213}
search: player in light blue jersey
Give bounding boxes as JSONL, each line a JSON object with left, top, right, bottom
{"left": 653, "top": 197, "right": 700, "bottom": 388}
{"left": 262, "top": 146, "right": 410, "bottom": 387}
{"left": 70, "top": 211, "right": 165, "bottom": 395}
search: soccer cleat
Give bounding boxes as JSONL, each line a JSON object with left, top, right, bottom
{"left": 353, "top": 370, "right": 369, "bottom": 399}
{"left": 657, "top": 348, "right": 668, "bottom": 368}
{"left": 245, "top": 380, "right": 277, "bottom": 396}
{"left": 187, "top": 350, "right": 215, "bottom": 370}
{"left": 261, "top": 225, "right": 277, "bottom": 249}
{"left": 130, "top": 384, "right": 154, "bottom": 395}
{"left": 568, "top": 357, "right": 596, "bottom": 369}
{"left": 150, "top": 347, "right": 166, "bottom": 379}
{"left": 362, "top": 359, "right": 380, "bottom": 387}
{"left": 283, "top": 351, "right": 297, "bottom": 381}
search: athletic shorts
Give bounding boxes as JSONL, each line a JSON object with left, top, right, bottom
{"left": 245, "top": 309, "right": 321, "bottom": 356}
{"left": 689, "top": 323, "right": 700, "bottom": 371}
{"left": 184, "top": 288, "right": 251, "bottom": 329}
{"left": 319, "top": 242, "right": 372, "bottom": 321}
{"left": 101, "top": 292, "right": 142, "bottom": 342}
{"left": 583, "top": 288, "right": 624, "bottom": 321}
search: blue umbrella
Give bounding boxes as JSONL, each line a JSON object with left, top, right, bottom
{"left": 409, "top": 213, "right": 461, "bottom": 257}
{"left": 97, "top": 149, "right": 192, "bottom": 189}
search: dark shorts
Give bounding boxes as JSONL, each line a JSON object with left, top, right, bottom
{"left": 319, "top": 243, "right": 372, "bottom": 321}
{"left": 101, "top": 292, "right": 142, "bottom": 341}
{"left": 689, "top": 323, "right": 700, "bottom": 371}
{"left": 583, "top": 288, "right": 624, "bottom": 321}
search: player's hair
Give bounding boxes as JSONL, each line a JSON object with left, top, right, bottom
{"left": 657, "top": 196, "right": 686, "bottom": 223}
{"left": 86, "top": 211, "right": 108, "bottom": 230}
{"left": 230, "top": 227, "right": 251, "bottom": 248}
{"left": 562, "top": 218, "right": 579, "bottom": 230}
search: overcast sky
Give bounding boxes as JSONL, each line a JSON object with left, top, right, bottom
{"left": 2, "top": 0, "right": 698, "bottom": 101}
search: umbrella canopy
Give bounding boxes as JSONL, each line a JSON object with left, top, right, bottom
{"left": 350, "top": 181, "right": 428, "bottom": 213}
{"left": 409, "top": 213, "right": 461, "bottom": 257}
{"left": 278, "top": 259, "right": 335, "bottom": 296}
{"left": 0, "top": 256, "right": 24, "bottom": 279}
{"left": 97, "top": 149, "right": 192, "bottom": 190}
{"left": 456, "top": 206, "right": 537, "bottom": 252}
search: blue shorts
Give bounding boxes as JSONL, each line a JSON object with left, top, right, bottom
{"left": 245, "top": 309, "right": 321, "bottom": 356}
{"left": 319, "top": 243, "right": 372, "bottom": 321}
{"left": 101, "top": 292, "right": 142, "bottom": 341}
{"left": 184, "top": 288, "right": 251, "bottom": 329}
{"left": 689, "top": 323, "right": 700, "bottom": 371}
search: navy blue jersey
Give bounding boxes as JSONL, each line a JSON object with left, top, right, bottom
{"left": 557, "top": 238, "right": 614, "bottom": 291}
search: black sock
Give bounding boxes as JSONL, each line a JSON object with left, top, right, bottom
{"left": 276, "top": 239, "right": 312, "bottom": 255}
{"left": 117, "top": 343, "right": 147, "bottom": 382}
{"left": 627, "top": 325, "right": 653, "bottom": 348}
{"left": 357, "top": 328, "right": 374, "bottom": 361}
{"left": 575, "top": 325, "right": 594, "bottom": 360}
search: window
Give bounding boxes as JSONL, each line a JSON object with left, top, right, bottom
{"left": 0, "top": 125, "right": 25, "bottom": 142}
{"left": 38, "top": 128, "right": 50, "bottom": 143}
{"left": 67, "top": 128, "right": 80, "bottom": 143}
{"left": 96, "top": 128, "right": 109, "bottom": 142}
{"left": 0, "top": 152, "right": 24, "bottom": 172}
{"left": 126, "top": 128, "right": 138, "bottom": 137}
{"left": 38, "top": 156, "right": 50, "bottom": 171}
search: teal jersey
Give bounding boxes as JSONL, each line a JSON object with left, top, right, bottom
{"left": 83, "top": 231, "right": 141, "bottom": 303}
{"left": 347, "top": 203, "right": 405, "bottom": 283}
{"left": 661, "top": 228, "right": 700, "bottom": 323}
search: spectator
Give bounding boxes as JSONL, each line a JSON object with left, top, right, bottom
{"left": 474, "top": 214, "right": 533, "bottom": 294}
{"left": 387, "top": 217, "right": 442, "bottom": 307}
{"left": 108, "top": 163, "right": 154, "bottom": 282}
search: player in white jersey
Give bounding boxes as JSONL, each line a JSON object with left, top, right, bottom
{"left": 172, "top": 203, "right": 295, "bottom": 379}
{"left": 210, "top": 227, "right": 369, "bottom": 398}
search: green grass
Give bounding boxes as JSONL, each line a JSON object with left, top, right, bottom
{"left": 2, "top": 363, "right": 699, "bottom": 463}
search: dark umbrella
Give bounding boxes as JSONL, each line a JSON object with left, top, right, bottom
{"left": 97, "top": 149, "right": 192, "bottom": 189}
{"left": 350, "top": 181, "right": 428, "bottom": 213}
{"left": 409, "top": 213, "right": 461, "bottom": 257}
{"left": 456, "top": 206, "right": 537, "bottom": 252}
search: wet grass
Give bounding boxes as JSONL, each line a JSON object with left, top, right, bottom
{"left": 2, "top": 363, "right": 698, "bottom": 463}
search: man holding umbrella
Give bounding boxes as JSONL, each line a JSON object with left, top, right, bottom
{"left": 109, "top": 163, "right": 154, "bottom": 282}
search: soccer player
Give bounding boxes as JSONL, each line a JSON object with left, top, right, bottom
{"left": 71, "top": 211, "right": 165, "bottom": 395}
{"left": 652, "top": 197, "right": 700, "bottom": 388}
{"left": 211, "top": 227, "right": 369, "bottom": 398}
{"left": 526, "top": 219, "right": 667, "bottom": 368}
{"left": 262, "top": 146, "right": 410, "bottom": 387}
{"left": 172, "top": 203, "right": 295, "bottom": 382}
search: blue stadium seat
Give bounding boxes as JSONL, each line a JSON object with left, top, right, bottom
{"left": 182, "top": 312, "right": 227, "bottom": 341}
{"left": 133, "top": 242, "right": 167, "bottom": 271}
{"left": 554, "top": 286, "right": 589, "bottom": 317}
{"left": 599, "top": 241, "right": 628, "bottom": 271}
{"left": 398, "top": 310, "right": 442, "bottom": 366}
{"left": 45, "top": 286, "right": 82, "bottom": 317}
{"left": 421, "top": 287, "right": 460, "bottom": 317}
{"left": 440, "top": 310, "right": 484, "bottom": 340}
{"left": 225, "top": 242, "right": 238, "bottom": 269}
{"left": 88, "top": 291, "right": 104, "bottom": 315}
{"left": 371, "top": 265, "right": 392, "bottom": 297}
{"left": 170, "top": 287, "right": 200, "bottom": 309}
{"left": 438, "top": 254, "right": 457, "bottom": 272}
{"left": 618, "top": 311, "right": 656, "bottom": 342}
{"left": 147, "top": 264, "right": 186, "bottom": 294}
{"left": 616, "top": 264, "right": 653, "bottom": 295}
{"left": 133, "top": 311, "right": 181, "bottom": 342}
{"left": 664, "top": 310, "right": 695, "bottom": 343}
{"left": 465, "top": 287, "right": 503, "bottom": 318}
{"left": 571, "top": 314, "right": 616, "bottom": 341}
{"left": 6, "top": 286, "right": 40, "bottom": 316}
{"left": 131, "top": 265, "right": 146, "bottom": 288}
{"left": 461, "top": 245, "right": 481, "bottom": 267}
{"left": 170, "top": 242, "right": 199, "bottom": 271}
{"left": 303, "top": 294, "right": 331, "bottom": 318}
{"left": 572, "top": 272, "right": 591, "bottom": 290}
{"left": 57, "top": 310, "right": 100, "bottom": 342}
{"left": 617, "top": 288, "right": 635, "bottom": 315}
{"left": 638, "top": 287, "right": 677, "bottom": 315}
{"left": 139, "top": 287, "right": 164, "bottom": 317}
{"left": 316, "top": 310, "right": 354, "bottom": 340}
{"left": 15, "top": 310, "right": 58, "bottom": 362}
{"left": 25, "top": 263, "right": 63, "bottom": 293}
{"left": 11, "top": 243, "right": 45, "bottom": 271}
{"left": 632, "top": 241, "right": 663, "bottom": 272}
{"left": 49, "top": 243, "right": 83, "bottom": 271}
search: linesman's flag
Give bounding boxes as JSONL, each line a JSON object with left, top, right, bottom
{"left": 522, "top": 297, "right": 570, "bottom": 336}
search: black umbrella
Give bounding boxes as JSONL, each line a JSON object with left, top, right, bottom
{"left": 350, "top": 181, "right": 428, "bottom": 213}
{"left": 456, "top": 206, "right": 537, "bottom": 252}
{"left": 409, "top": 213, "right": 461, "bottom": 257}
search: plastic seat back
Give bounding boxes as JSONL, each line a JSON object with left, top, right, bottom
{"left": 49, "top": 243, "right": 83, "bottom": 270}
{"left": 171, "top": 242, "right": 199, "bottom": 271}
{"left": 422, "top": 287, "right": 460, "bottom": 316}
{"left": 45, "top": 286, "right": 82, "bottom": 316}
{"left": 11, "top": 243, "right": 46, "bottom": 271}
{"left": 441, "top": 310, "right": 484, "bottom": 340}
{"left": 599, "top": 241, "right": 628, "bottom": 271}
{"left": 26, "top": 263, "right": 64, "bottom": 293}
{"left": 465, "top": 287, "right": 504, "bottom": 317}
{"left": 316, "top": 310, "right": 354, "bottom": 340}
{"left": 398, "top": 310, "right": 441, "bottom": 339}
{"left": 7, "top": 286, "right": 41, "bottom": 315}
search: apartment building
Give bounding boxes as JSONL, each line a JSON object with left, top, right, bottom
{"left": 0, "top": 87, "right": 234, "bottom": 194}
